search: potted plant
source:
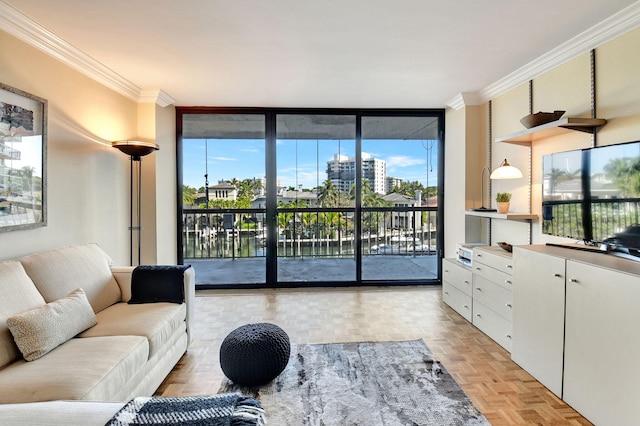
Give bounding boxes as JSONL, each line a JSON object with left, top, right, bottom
{"left": 496, "top": 192, "right": 511, "bottom": 214}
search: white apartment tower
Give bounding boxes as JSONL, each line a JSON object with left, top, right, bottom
{"left": 326, "top": 153, "right": 386, "bottom": 195}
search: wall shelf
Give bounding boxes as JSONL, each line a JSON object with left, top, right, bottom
{"left": 495, "top": 117, "right": 607, "bottom": 146}
{"left": 464, "top": 210, "right": 538, "bottom": 222}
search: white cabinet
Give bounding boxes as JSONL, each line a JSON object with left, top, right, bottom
{"left": 442, "top": 258, "right": 472, "bottom": 322}
{"left": 471, "top": 247, "right": 513, "bottom": 352}
{"left": 442, "top": 247, "right": 514, "bottom": 352}
{"left": 563, "top": 260, "right": 640, "bottom": 426}
{"left": 512, "top": 247, "right": 566, "bottom": 397}
{"left": 511, "top": 244, "right": 640, "bottom": 426}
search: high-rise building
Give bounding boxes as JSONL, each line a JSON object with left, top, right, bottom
{"left": 326, "top": 152, "right": 386, "bottom": 195}
{"left": 385, "top": 176, "right": 403, "bottom": 193}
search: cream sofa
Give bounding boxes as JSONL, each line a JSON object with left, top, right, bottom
{"left": 0, "top": 243, "right": 195, "bottom": 406}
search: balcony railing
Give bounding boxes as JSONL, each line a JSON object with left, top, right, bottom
{"left": 183, "top": 206, "right": 438, "bottom": 260}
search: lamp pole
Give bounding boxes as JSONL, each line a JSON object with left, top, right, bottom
{"left": 112, "top": 140, "right": 159, "bottom": 266}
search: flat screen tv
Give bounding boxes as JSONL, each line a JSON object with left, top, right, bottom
{"left": 542, "top": 140, "right": 640, "bottom": 256}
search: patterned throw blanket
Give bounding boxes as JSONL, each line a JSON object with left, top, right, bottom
{"left": 106, "top": 393, "right": 266, "bottom": 426}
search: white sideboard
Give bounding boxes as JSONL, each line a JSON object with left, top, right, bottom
{"left": 512, "top": 245, "right": 640, "bottom": 426}
{"left": 442, "top": 258, "right": 473, "bottom": 322}
{"left": 442, "top": 246, "right": 513, "bottom": 352}
{"left": 512, "top": 248, "right": 566, "bottom": 397}
{"left": 471, "top": 247, "right": 513, "bottom": 352}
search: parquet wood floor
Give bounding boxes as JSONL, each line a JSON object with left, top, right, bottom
{"left": 156, "top": 286, "right": 592, "bottom": 425}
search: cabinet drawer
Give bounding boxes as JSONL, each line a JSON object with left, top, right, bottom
{"left": 473, "top": 275, "right": 513, "bottom": 321}
{"left": 442, "top": 281, "right": 472, "bottom": 322}
{"left": 473, "top": 300, "right": 513, "bottom": 352}
{"left": 473, "top": 262, "right": 513, "bottom": 290}
{"left": 474, "top": 248, "right": 513, "bottom": 275}
{"left": 442, "top": 258, "right": 472, "bottom": 296}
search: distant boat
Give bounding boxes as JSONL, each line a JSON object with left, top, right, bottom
{"left": 370, "top": 244, "right": 401, "bottom": 254}
{"left": 370, "top": 242, "right": 434, "bottom": 255}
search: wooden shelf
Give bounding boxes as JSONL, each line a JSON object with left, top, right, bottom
{"left": 464, "top": 210, "right": 538, "bottom": 221}
{"left": 496, "top": 117, "right": 607, "bottom": 146}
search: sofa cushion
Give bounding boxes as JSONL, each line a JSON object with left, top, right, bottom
{"left": 19, "top": 244, "right": 122, "bottom": 313}
{"left": 7, "top": 289, "right": 97, "bottom": 361}
{"left": 0, "top": 335, "right": 148, "bottom": 403}
{"left": 0, "top": 400, "right": 124, "bottom": 426}
{"left": 0, "top": 261, "right": 46, "bottom": 369}
{"left": 79, "top": 302, "right": 186, "bottom": 359}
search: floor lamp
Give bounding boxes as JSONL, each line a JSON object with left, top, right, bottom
{"left": 112, "top": 140, "right": 159, "bottom": 265}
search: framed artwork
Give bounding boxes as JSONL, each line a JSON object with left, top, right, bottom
{"left": 0, "top": 83, "right": 47, "bottom": 232}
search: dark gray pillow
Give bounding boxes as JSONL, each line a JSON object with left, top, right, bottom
{"left": 128, "top": 265, "right": 191, "bottom": 304}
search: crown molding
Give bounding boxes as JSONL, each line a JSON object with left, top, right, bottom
{"left": 0, "top": 0, "right": 175, "bottom": 106}
{"left": 445, "top": 92, "right": 482, "bottom": 110}
{"left": 3, "top": 0, "right": 638, "bottom": 110}
{"left": 447, "top": 1, "right": 640, "bottom": 110}
{"left": 139, "top": 89, "right": 177, "bottom": 107}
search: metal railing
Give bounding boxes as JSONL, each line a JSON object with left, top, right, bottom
{"left": 183, "top": 206, "right": 438, "bottom": 260}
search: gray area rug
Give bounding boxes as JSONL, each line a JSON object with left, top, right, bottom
{"left": 218, "top": 339, "right": 490, "bottom": 425}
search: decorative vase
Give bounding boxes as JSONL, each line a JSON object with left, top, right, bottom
{"left": 497, "top": 202, "right": 510, "bottom": 214}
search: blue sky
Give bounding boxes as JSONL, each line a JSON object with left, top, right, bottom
{"left": 182, "top": 138, "right": 438, "bottom": 191}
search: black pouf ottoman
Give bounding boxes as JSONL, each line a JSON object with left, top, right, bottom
{"left": 220, "top": 323, "right": 291, "bottom": 386}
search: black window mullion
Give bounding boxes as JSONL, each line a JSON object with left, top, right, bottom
{"left": 265, "top": 112, "right": 278, "bottom": 285}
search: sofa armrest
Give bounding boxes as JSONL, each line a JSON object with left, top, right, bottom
{"left": 111, "top": 265, "right": 196, "bottom": 346}
{"left": 111, "top": 266, "right": 136, "bottom": 302}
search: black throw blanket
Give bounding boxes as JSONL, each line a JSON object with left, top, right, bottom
{"left": 128, "top": 264, "right": 191, "bottom": 304}
{"left": 106, "top": 393, "right": 266, "bottom": 426}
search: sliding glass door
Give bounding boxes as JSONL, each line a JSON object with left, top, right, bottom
{"left": 179, "top": 112, "right": 267, "bottom": 285}
{"left": 276, "top": 114, "right": 356, "bottom": 284}
{"left": 360, "top": 115, "right": 440, "bottom": 282}
{"left": 177, "top": 108, "right": 444, "bottom": 288}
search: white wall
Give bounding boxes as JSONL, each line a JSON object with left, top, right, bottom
{"left": 464, "top": 27, "right": 640, "bottom": 248}
{"left": 0, "top": 30, "right": 141, "bottom": 264}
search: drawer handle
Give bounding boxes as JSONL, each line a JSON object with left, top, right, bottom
{"left": 476, "top": 253, "right": 482, "bottom": 257}
{"left": 569, "top": 278, "right": 579, "bottom": 283}
{"left": 506, "top": 334, "right": 512, "bottom": 339}
{"left": 445, "top": 269, "right": 449, "bottom": 273}
{"left": 554, "top": 273, "right": 562, "bottom": 278}
{"left": 444, "top": 291, "right": 449, "bottom": 295}
{"left": 464, "top": 280, "right": 469, "bottom": 284}
{"left": 475, "top": 267, "right": 481, "bottom": 271}
{"left": 475, "top": 313, "right": 482, "bottom": 318}
{"left": 463, "top": 305, "right": 469, "bottom": 309}
{"left": 505, "top": 303, "right": 512, "bottom": 309}
{"left": 475, "top": 287, "right": 482, "bottom": 292}
{"left": 506, "top": 264, "right": 513, "bottom": 269}
{"left": 505, "top": 280, "right": 512, "bottom": 285}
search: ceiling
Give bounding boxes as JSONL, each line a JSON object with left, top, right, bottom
{"left": 2, "top": 0, "right": 639, "bottom": 108}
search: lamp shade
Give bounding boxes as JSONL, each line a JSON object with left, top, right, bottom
{"left": 490, "top": 159, "right": 523, "bottom": 179}
{"left": 112, "top": 140, "right": 158, "bottom": 159}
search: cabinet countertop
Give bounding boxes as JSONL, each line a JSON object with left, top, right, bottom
{"left": 514, "top": 244, "right": 640, "bottom": 277}
{"left": 475, "top": 245, "right": 513, "bottom": 259}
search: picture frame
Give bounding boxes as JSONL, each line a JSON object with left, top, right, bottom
{"left": 0, "top": 83, "right": 47, "bottom": 232}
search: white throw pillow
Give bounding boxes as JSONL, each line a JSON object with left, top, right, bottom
{"left": 6, "top": 288, "right": 97, "bottom": 361}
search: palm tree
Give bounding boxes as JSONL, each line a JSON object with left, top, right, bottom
{"left": 321, "top": 210, "right": 344, "bottom": 252}
{"left": 277, "top": 210, "right": 293, "bottom": 253}
{"left": 317, "top": 179, "right": 339, "bottom": 207}
{"left": 182, "top": 185, "right": 197, "bottom": 206}
{"left": 299, "top": 210, "right": 317, "bottom": 253}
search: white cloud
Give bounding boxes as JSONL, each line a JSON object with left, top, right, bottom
{"left": 211, "top": 156, "right": 237, "bottom": 161}
{"left": 385, "top": 155, "right": 425, "bottom": 168}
